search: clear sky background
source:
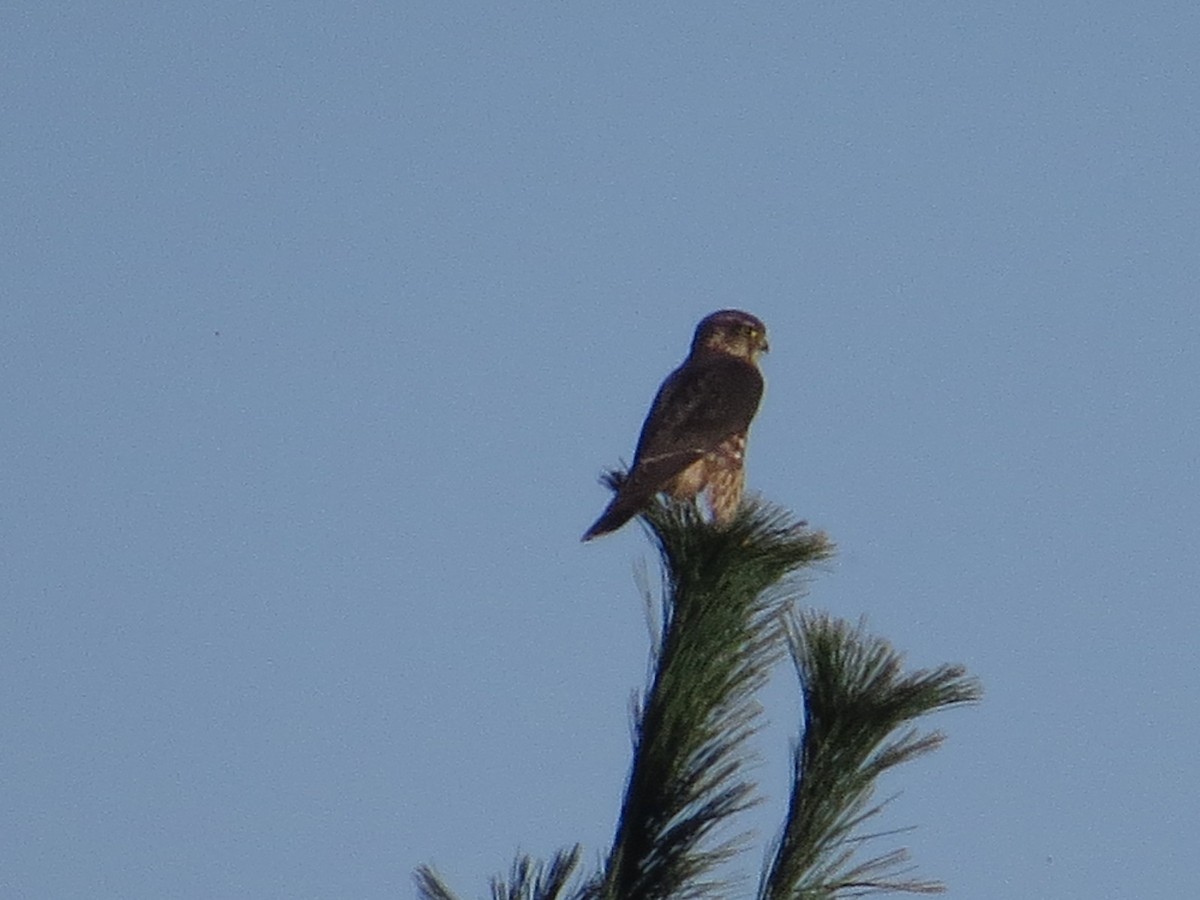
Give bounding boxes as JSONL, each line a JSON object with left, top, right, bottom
{"left": 3, "top": 3, "right": 1198, "bottom": 898}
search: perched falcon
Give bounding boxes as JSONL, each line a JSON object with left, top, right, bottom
{"left": 582, "top": 309, "right": 769, "bottom": 541}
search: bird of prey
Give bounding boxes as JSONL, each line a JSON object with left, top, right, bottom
{"left": 582, "top": 309, "right": 769, "bottom": 541}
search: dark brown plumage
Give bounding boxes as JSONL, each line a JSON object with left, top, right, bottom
{"left": 582, "top": 309, "right": 769, "bottom": 541}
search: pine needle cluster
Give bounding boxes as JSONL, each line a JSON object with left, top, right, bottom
{"left": 761, "top": 615, "right": 980, "bottom": 898}
{"left": 415, "top": 489, "right": 980, "bottom": 900}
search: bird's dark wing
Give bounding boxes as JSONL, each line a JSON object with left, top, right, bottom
{"left": 580, "top": 355, "right": 763, "bottom": 542}
{"left": 620, "top": 355, "right": 763, "bottom": 493}
{"left": 635, "top": 356, "right": 763, "bottom": 462}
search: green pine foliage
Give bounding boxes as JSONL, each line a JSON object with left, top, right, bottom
{"left": 416, "top": 846, "right": 582, "bottom": 900}
{"left": 760, "top": 615, "right": 980, "bottom": 898}
{"left": 415, "top": 490, "right": 980, "bottom": 900}
{"left": 593, "top": 494, "right": 833, "bottom": 900}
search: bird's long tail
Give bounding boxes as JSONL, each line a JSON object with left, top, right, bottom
{"left": 581, "top": 492, "right": 644, "bottom": 541}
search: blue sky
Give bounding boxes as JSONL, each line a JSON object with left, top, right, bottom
{"left": 3, "top": 3, "right": 1198, "bottom": 898}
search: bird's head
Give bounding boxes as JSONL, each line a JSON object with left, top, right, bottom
{"left": 691, "top": 309, "right": 769, "bottom": 361}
